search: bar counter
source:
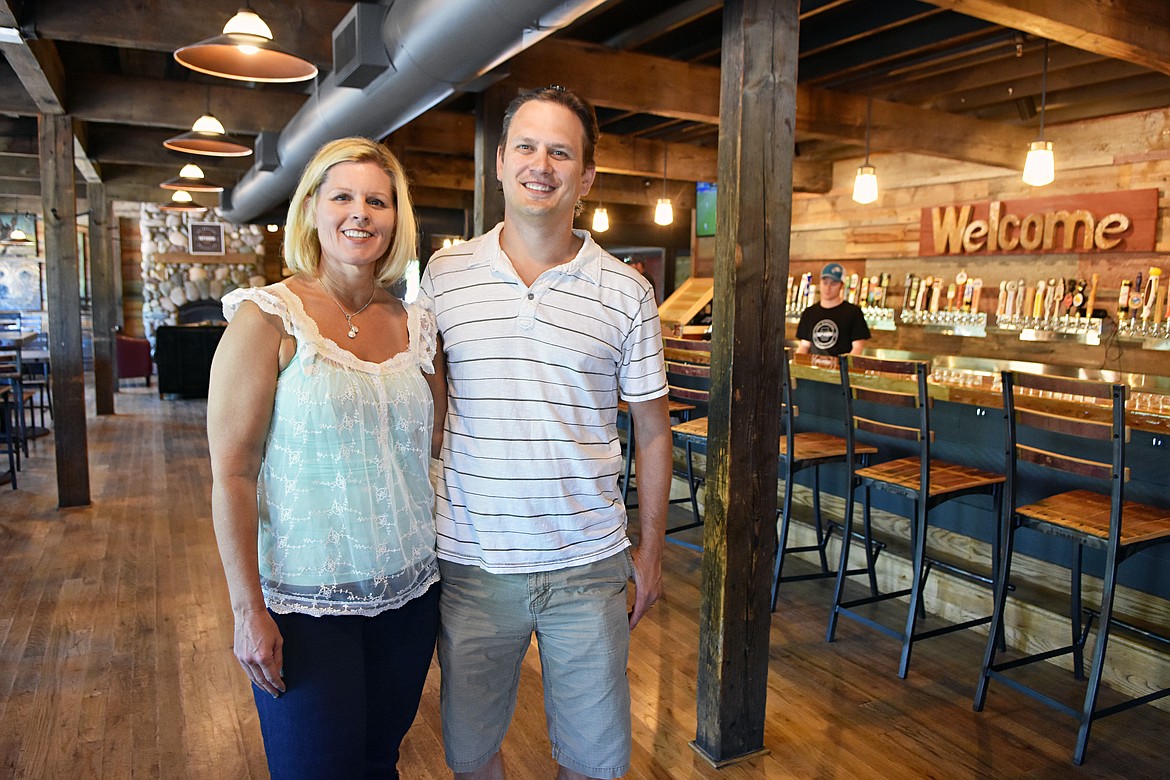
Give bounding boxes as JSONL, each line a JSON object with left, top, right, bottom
{"left": 789, "top": 350, "right": 1170, "bottom": 435}
{"left": 779, "top": 347, "right": 1170, "bottom": 603}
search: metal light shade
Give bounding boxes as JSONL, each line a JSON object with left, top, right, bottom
{"left": 852, "top": 164, "right": 879, "bottom": 204}
{"left": 592, "top": 207, "right": 609, "bottom": 232}
{"left": 160, "top": 190, "right": 208, "bottom": 214}
{"left": 161, "top": 163, "right": 224, "bottom": 192}
{"left": 1022, "top": 140, "right": 1055, "bottom": 187}
{"left": 654, "top": 198, "right": 673, "bottom": 226}
{"left": 174, "top": 10, "right": 317, "bottom": 83}
{"left": 4, "top": 227, "right": 31, "bottom": 245}
{"left": 165, "top": 114, "right": 253, "bottom": 157}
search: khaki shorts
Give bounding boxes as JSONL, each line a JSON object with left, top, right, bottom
{"left": 438, "top": 552, "right": 634, "bottom": 778}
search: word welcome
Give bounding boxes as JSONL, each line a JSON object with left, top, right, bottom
{"left": 919, "top": 189, "right": 1157, "bottom": 256}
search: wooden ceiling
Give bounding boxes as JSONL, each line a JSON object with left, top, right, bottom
{"left": 1, "top": 0, "right": 1168, "bottom": 217}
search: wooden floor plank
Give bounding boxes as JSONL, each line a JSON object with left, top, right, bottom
{"left": 1, "top": 384, "right": 1169, "bottom": 778}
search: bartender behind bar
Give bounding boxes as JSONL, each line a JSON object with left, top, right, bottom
{"left": 796, "top": 262, "right": 870, "bottom": 356}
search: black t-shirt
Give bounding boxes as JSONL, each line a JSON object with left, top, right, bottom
{"left": 796, "top": 301, "right": 871, "bottom": 356}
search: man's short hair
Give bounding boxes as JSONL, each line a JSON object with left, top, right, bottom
{"left": 499, "top": 85, "right": 600, "bottom": 169}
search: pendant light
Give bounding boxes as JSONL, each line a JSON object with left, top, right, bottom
{"left": 165, "top": 113, "right": 253, "bottom": 157}
{"left": 1022, "top": 39, "right": 1055, "bottom": 187}
{"left": 174, "top": 7, "right": 318, "bottom": 83}
{"left": 653, "top": 146, "right": 673, "bottom": 226}
{"left": 592, "top": 174, "right": 610, "bottom": 232}
{"left": 852, "top": 97, "right": 878, "bottom": 204}
{"left": 160, "top": 190, "right": 208, "bottom": 214}
{"left": 161, "top": 163, "right": 225, "bottom": 192}
{"left": 3, "top": 213, "right": 34, "bottom": 245}
{"left": 592, "top": 207, "right": 610, "bottom": 232}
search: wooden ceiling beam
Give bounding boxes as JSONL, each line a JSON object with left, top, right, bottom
{"left": 923, "top": 0, "right": 1170, "bottom": 76}
{"left": 505, "top": 38, "right": 1032, "bottom": 169}
{"left": 390, "top": 112, "right": 477, "bottom": 155}
{"left": 66, "top": 73, "right": 305, "bottom": 133}
{"left": 0, "top": 154, "right": 43, "bottom": 180}
{"left": 505, "top": 40, "right": 722, "bottom": 124}
{"left": 885, "top": 43, "right": 1103, "bottom": 108}
{"left": 800, "top": 87, "right": 1032, "bottom": 168}
{"left": 1, "top": 37, "right": 66, "bottom": 114}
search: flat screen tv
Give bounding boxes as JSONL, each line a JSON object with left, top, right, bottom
{"left": 695, "top": 181, "right": 717, "bottom": 237}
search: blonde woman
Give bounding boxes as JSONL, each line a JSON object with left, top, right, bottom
{"left": 208, "top": 137, "right": 444, "bottom": 778}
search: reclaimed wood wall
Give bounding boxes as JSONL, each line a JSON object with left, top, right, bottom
{"left": 694, "top": 106, "right": 1170, "bottom": 374}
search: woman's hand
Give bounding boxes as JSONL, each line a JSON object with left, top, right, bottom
{"left": 234, "top": 609, "right": 286, "bottom": 698}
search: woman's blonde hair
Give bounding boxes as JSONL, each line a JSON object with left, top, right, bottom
{"left": 282, "top": 137, "right": 417, "bottom": 286}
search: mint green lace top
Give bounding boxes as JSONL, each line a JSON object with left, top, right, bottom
{"left": 223, "top": 283, "right": 439, "bottom": 617}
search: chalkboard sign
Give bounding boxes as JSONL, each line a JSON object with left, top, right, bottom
{"left": 189, "top": 222, "right": 225, "bottom": 255}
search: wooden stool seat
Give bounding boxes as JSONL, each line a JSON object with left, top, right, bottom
{"left": 856, "top": 456, "right": 1004, "bottom": 498}
{"left": 670, "top": 416, "right": 707, "bottom": 441}
{"left": 785, "top": 431, "right": 876, "bottom": 464}
{"left": 1016, "top": 488, "right": 1170, "bottom": 547}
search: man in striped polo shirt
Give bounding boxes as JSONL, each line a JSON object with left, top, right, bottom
{"left": 419, "top": 86, "right": 672, "bottom": 779}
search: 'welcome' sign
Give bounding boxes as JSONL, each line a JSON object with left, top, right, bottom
{"left": 919, "top": 189, "right": 1158, "bottom": 256}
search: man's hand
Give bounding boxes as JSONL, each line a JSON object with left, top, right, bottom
{"left": 628, "top": 544, "right": 662, "bottom": 630}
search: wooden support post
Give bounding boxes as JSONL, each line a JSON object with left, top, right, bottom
{"left": 473, "top": 85, "right": 509, "bottom": 237}
{"left": 693, "top": 0, "right": 798, "bottom": 765}
{"left": 89, "top": 183, "right": 116, "bottom": 415}
{"left": 39, "top": 113, "right": 90, "bottom": 507}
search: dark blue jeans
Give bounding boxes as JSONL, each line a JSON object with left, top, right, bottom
{"left": 252, "top": 584, "right": 439, "bottom": 779}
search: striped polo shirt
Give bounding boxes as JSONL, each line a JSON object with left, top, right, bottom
{"left": 419, "top": 224, "right": 668, "bottom": 573}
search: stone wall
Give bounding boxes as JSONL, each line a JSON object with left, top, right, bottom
{"left": 138, "top": 205, "right": 266, "bottom": 344}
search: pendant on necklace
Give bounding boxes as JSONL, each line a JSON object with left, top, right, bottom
{"left": 347, "top": 323, "right": 359, "bottom": 339}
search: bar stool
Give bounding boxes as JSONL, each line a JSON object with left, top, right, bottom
{"left": 0, "top": 346, "right": 35, "bottom": 465}
{"left": 771, "top": 351, "right": 882, "bottom": 611}
{"left": 620, "top": 337, "right": 706, "bottom": 532}
{"left": 0, "top": 386, "right": 17, "bottom": 488}
{"left": 974, "top": 371, "right": 1170, "bottom": 765}
{"left": 22, "top": 355, "right": 50, "bottom": 428}
{"left": 827, "top": 355, "right": 1005, "bottom": 678}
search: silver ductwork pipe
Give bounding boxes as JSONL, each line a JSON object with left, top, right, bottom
{"left": 221, "top": 0, "right": 606, "bottom": 224}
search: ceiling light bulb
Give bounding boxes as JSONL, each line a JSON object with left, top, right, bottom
{"left": 654, "top": 199, "right": 674, "bottom": 226}
{"left": 592, "top": 207, "right": 609, "bottom": 232}
{"left": 171, "top": 190, "right": 194, "bottom": 203}
{"left": 222, "top": 9, "right": 273, "bottom": 40}
{"left": 852, "top": 165, "right": 879, "bottom": 204}
{"left": 8, "top": 228, "right": 27, "bottom": 242}
{"left": 1022, "top": 140, "right": 1054, "bottom": 186}
{"left": 179, "top": 164, "right": 205, "bottom": 179}
{"left": 266, "top": 223, "right": 280, "bottom": 233}
{"left": 191, "top": 115, "right": 227, "bottom": 135}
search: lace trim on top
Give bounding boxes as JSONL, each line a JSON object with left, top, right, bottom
{"left": 222, "top": 283, "right": 437, "bottom": 375}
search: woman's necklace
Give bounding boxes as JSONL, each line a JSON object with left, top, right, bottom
{"left": 317, "top": 277, "right": 376, "bottom": 339}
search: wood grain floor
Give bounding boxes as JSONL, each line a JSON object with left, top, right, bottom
{"left": 2, "top": 385, "right": 1168, "bottom": 778}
